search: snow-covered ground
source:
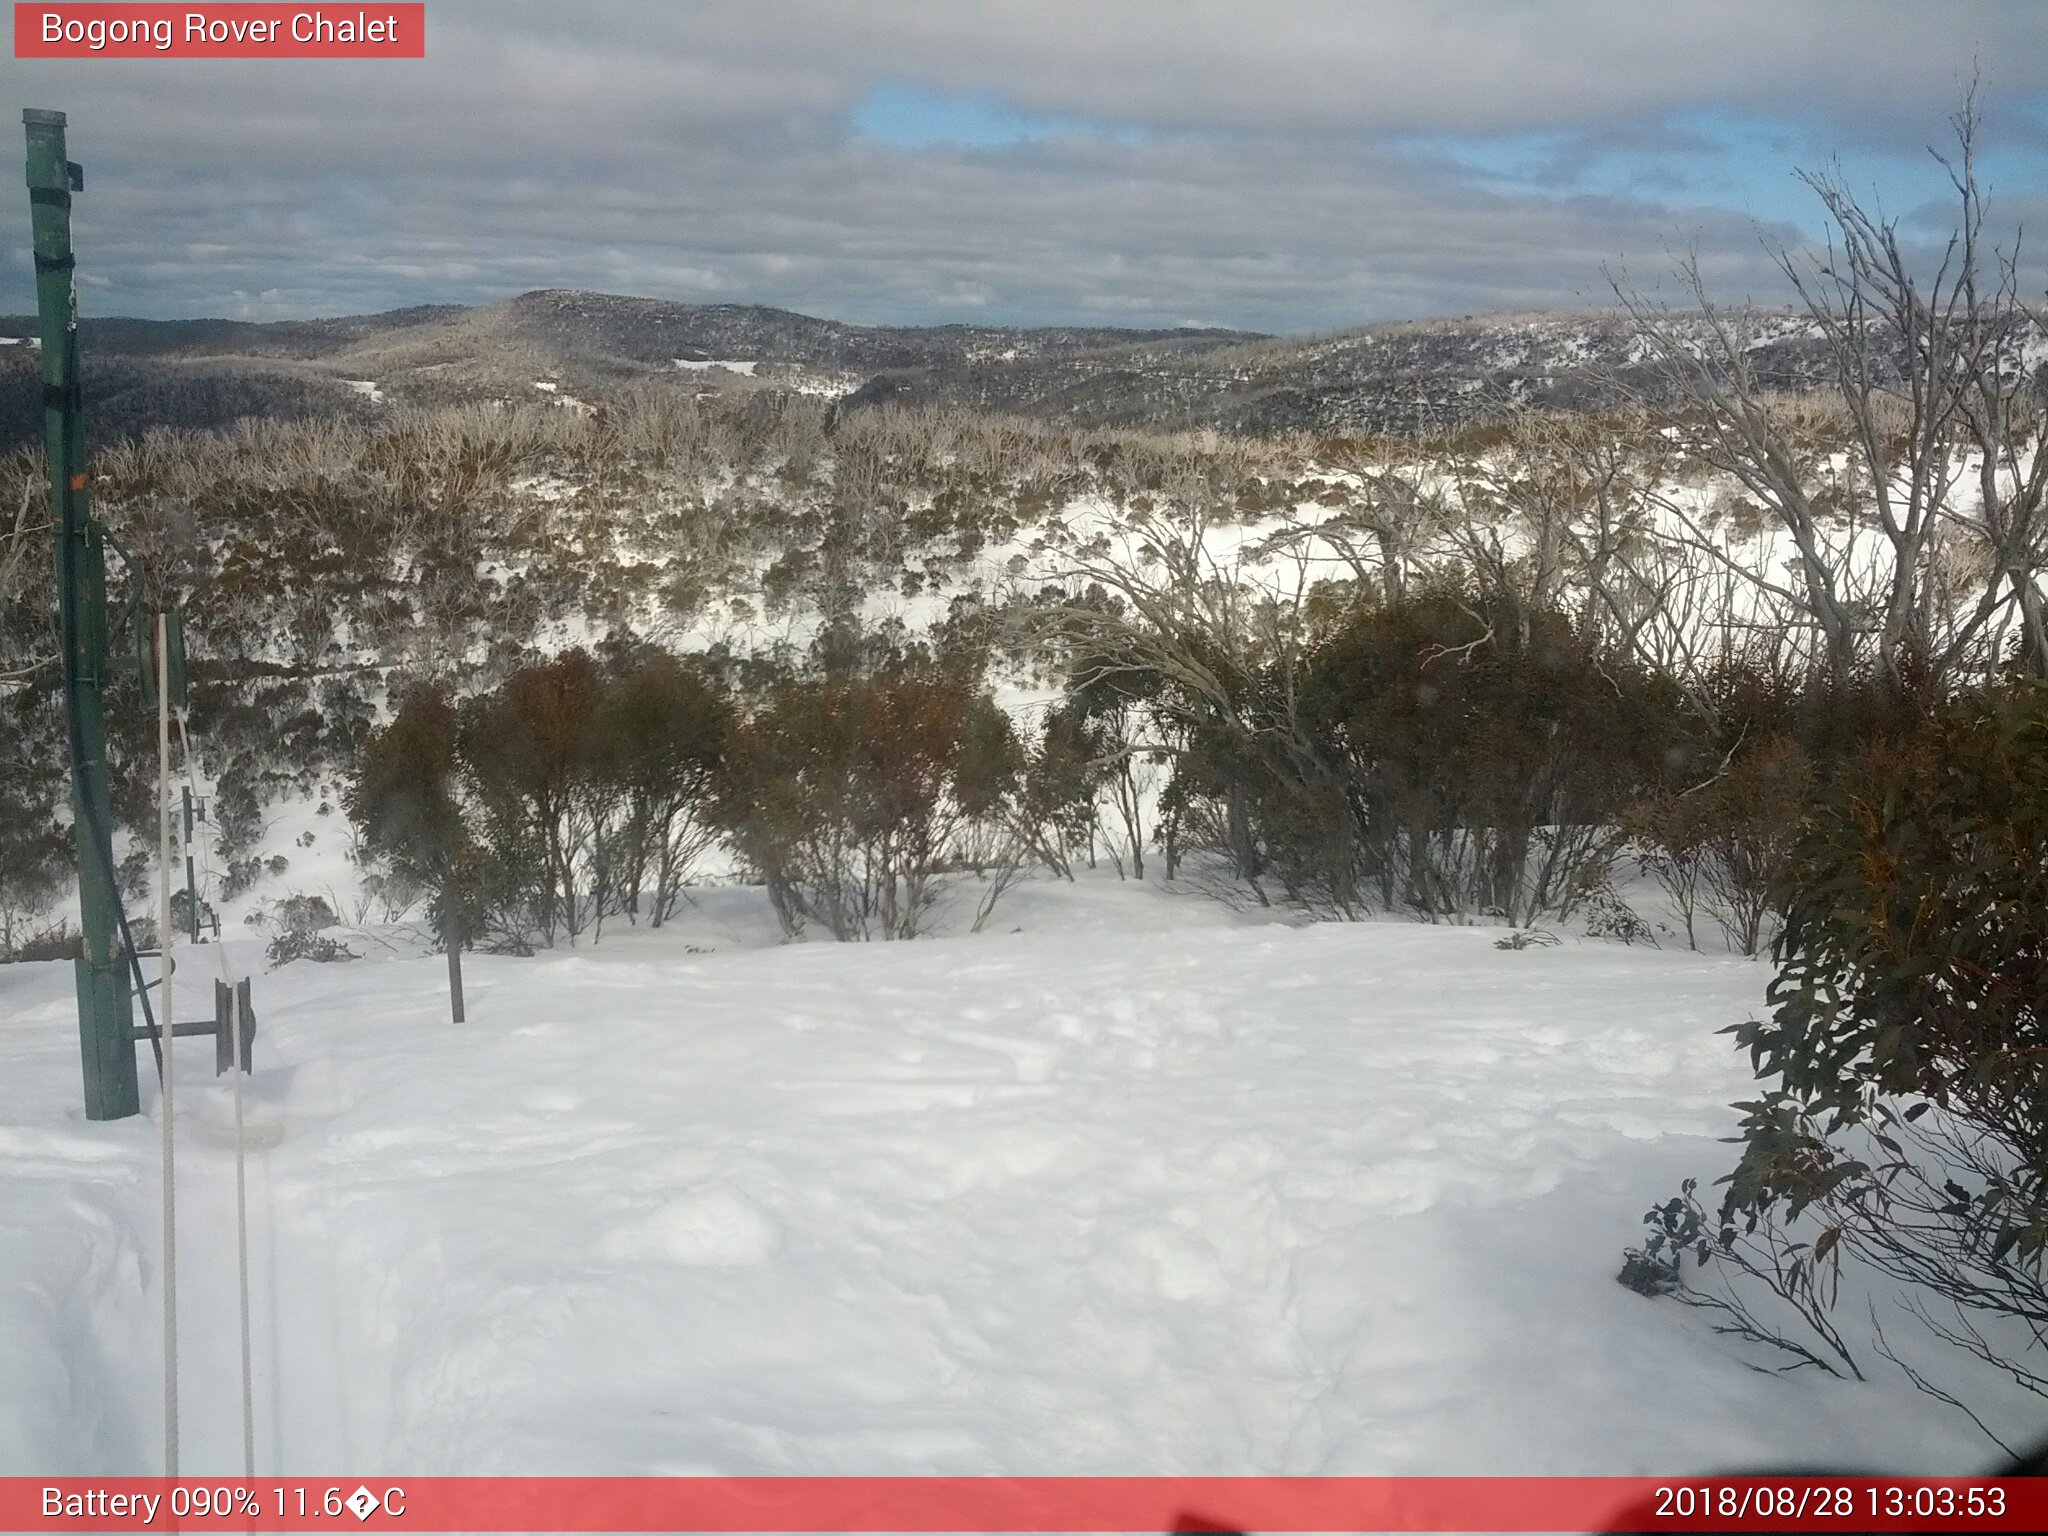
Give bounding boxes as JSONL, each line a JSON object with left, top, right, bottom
{"left": 3, "top": 876, "right": 2035, "bottom": 1478}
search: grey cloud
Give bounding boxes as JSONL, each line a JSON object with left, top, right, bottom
{"left": 641, "top": 1, "right": 2048, "bottom": 141}
{"left": 2, "top": 1, "right": 2042, "bottom": 329}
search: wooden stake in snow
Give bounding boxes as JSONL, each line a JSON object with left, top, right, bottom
{"left": 156, "top": 611, "right": 179, "bottom": 1475}
{"left": 231, "top": 980, "right": 254, "bottom": 1476}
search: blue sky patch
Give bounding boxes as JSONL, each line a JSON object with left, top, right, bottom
{"left": 852, "top": 84, "right": 1137, "bottom": 149}
{"left": 1400, "top": 99, "right": 2048, "bottom": 241}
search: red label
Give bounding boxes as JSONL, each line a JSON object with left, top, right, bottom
{"left": 13, "top": 4, "right": 425, "bottom": 58}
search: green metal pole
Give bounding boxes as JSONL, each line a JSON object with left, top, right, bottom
{"left": 25, "top": 108, "right": 139, "bottom": 1121}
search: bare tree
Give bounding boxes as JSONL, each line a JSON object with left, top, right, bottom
{"left": 1030, "top": 461, "right": 1363, "bottom": 908}
{"left": 1613, "top": 89, "right": 2047, "bottom": 691}
{"left": 1255, "top": 441, "right": 1452, "bottom": 608}
{"left": 0, "top": 479, "right": 55, "bottom": 685}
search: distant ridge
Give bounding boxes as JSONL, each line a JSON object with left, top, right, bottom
{"left": 0, "top": 288, "right": 1840, "bottom": 448}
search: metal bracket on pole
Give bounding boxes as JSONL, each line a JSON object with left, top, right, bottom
{"left": 128, "top": 976, "right": 255, "bottom": 1077}
{"left": 217, "top": 978, "right": 254, "bottom": 1076}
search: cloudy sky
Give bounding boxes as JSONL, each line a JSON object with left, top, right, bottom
{"left": 5, "top": 0, "right": 2048, "bottom": 333}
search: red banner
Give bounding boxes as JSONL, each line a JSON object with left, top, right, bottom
{"left": 13, "top": 5, "right": 424, "bottom": 58}
{"left": 2, "top": 1477, "right": 2042, "bottom": 1533}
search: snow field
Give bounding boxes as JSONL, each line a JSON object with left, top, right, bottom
{"left": 0, "top": 877, "right": 2021, "bottom": 1478}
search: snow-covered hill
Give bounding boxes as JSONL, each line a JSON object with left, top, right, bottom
{"left": 0, "top": 291, "right": 1877, "bottom": 450}
{"left": 2, "top": 876, "right": 2034, "bottom": 1476}
{"left": 842, "top": 308, "right": 1841, "bottom": 435}
{"left": 0, "top": 290, "right": 1259, "bottom": 450}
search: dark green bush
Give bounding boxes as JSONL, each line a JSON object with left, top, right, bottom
{"left": 1152, "top": 583, "right": 1679, "bottom": 923}
{"left": 1632, "top": 677, "right": 2048, "bottom": 1412}
{"left": 592, "top": 646, "right": 731, "bottom": 928}
{"left": 1623, "top": 733, "right": 1811, "bottom": 954}
{"left": 715, "top": 660, "right": 1022, "bottom": 940}
{"left": 1727, "top": 677, "right": 2048, "bottom": 1241}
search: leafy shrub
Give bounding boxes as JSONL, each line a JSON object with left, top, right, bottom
{"left": 1, "top": 921, "right": 83, "bottom": 964}
{"left": 1729, "top": 678, "right": 2048, "bottom": 1246}
{"left": 459, "top": 651, "right": 608, "bottom": 945}
{"left": 259, "top": 891, "right": 358, "bottom": 967}
{"left": 265, "top": 928, "right": 359, "bottom": 967}
{"left": 1631, "top": 678, "right": 2048, "bottom": 1424}
{"left": 348, "top": 680, "right": 486, "bottom": 962}
{"left": 1578, "top": 878, "right": 1654, "bottom": 946}
{"left": 0, "top": 693, "right": 69, "bottom": 956}
{"left": 169, "top": 888, "right": 218, "bottom": 939}
{"left": 1010, "top": 701, "right": 1112, "bottom": 880}
{"left": 1170, "top": 584, "right": 1679, "bottom": 923}
{"left": 1623, "top": 734, "right": 1810, "bottom": 954}
{"left": 269, "top": 892, "right": 338, "bottom": 933}
{"left": 591, "top": 646, "right": 730, "bottom": 927}
{"left": 353, "top": 650, "right": 734, "bottom": 955}
{"left": 716, "top": 661, "right": 1022, "bottom": 940}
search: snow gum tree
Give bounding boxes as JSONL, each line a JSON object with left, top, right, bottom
{"left": 714, "top": 659, "right": 1025, "bottom": 941}
{"left": 592, "top": 646, "right": 730, "bottom": 928}
{"left": 346, "top": 683, "right": 474, "bottom": 1021}
{"left": 459, "top": 650, "right": 608, "bottom": 947}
